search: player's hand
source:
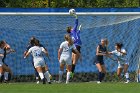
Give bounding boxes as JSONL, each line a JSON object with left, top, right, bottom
{"left": 78, "top": 24, "right": 82, "bottom": 31}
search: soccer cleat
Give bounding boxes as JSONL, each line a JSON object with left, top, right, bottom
{"left": 36, "top": 81, "right": 40, "bottom": 84}
{"left": 97, "top": 81, "right": 101, "bottom": 84}
{"left": 48, "top": 82, "right": 51, "bottom": 84}
{"left": 57, "top": 81, "right": 62, "bottom": 84}
{"left": 4, "top": 80, "right": 9, "bottom": 83}
{"left": 125, "top": 80, "right": 130, "bottom": 83}
{"left": 66, "top": 81, "right": 69, "bottom": 84}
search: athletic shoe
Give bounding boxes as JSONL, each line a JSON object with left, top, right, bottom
{"left": 48, "top": 82, "right": 51, "bottom": 84}
{"left": 66, "top": 81, "right": 69, "bottom": 84}
{"left": 125, "top": 80, "right": 130, "bottom": 83}
{"left": 97, "top": 81, "right": 101, "bottom": 84}
{"left": 36, "top": 81, "right": 40, "bottom": 84}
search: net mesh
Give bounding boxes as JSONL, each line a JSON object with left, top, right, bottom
{"left": 0, "top": 14, "right": 140, "bottom": 82}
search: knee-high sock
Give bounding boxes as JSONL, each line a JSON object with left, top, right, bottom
{"left": 0, "top": 73, "right": 3, "bottom": 82}
{"left": 125, "top": 73, "right": 129, "bottom": 80}
{"left": 66, "top": 72, "right": 71, "bottom": 83}
{"left": 38, "top": 72, "right": 44, "bottom": 80}
{"left": 44, "top": 71, "right": 50, "bottom": 82}
{"left": 98, "top": 72, "right": 102, "bottom": 82}
{"left": 102, "top": 73, "right": 105, "bottom": 80}
{"left": 35, "top": 70, "right": 39, "bottom": 79}
{"left": 59, "top": 71, "right": 63, "bottom": 82}
{"left": 4, "top": 72, "right": 9, "bottom": 81}
{"left": 71, "top": 64, "right": 76, "bottom": 73}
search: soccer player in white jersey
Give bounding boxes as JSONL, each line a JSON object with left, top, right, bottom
{"left": 109, "top": 43, "right": 130, "bottom": 83}
{"left": 24, "top": 37, "right": 52, "bottom": 84}
{"left": 58, "top": 34, "right": 80, "bottom": 84}
{"left": 24, "top": 39, "right": 51, "bottom": 84}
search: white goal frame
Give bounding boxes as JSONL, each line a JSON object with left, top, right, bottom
{"left": 0, "top": 12, "right": 140, "bottom": 16}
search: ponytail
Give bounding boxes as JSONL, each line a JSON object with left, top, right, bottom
{"left": 64, "top": 34, "right": 73, "bottom": 46}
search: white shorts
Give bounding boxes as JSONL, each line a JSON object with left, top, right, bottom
{"left": 33, "top": 58, "right": 46, "bottom": 68}
{"left": 0, "top": 62, "right": 3, "bottom": 67}
{"left": 59, "top": 56, "right": 72, "bottom": 65}
{"left": 118, "top": 61, "right": 129, "bottom": 68}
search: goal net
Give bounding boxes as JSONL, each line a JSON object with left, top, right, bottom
{"left": 0, "top": 12, "right": 140, "bottom": 82}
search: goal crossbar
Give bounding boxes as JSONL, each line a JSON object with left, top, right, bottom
{"left": 0, "top": 12, "right": 140, "bottom": 16}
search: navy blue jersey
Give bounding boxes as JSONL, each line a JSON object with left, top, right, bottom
{"left": 96, "top": 44, "right": 107, "bottom": 62}
{"left": 2, "top": 47, "right": 7, "bottom": 63}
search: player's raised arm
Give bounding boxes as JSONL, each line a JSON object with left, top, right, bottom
{"left": 24, "top": 49, "right": 31, "bottom": 58}
{"left": 72, "top": 14, "right": 78, "bottom": 32}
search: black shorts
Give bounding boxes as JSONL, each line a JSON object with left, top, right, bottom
{"left": 94, "top": 56, "right": 104, "bottom": 65}
{"left": 76, "top": 45, "right": 81, "bottom": 53}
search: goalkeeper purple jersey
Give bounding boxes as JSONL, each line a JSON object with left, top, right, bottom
{"left": 70, "top": 19, "right": 82, "bottom": 46}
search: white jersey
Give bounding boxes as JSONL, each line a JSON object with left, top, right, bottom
{"left": 111, "top": 48, "right": 127, "bottom": 64}
{"left": 60, "top": 41, "right": 76, "bottom": 58}
{"left": 28, "top": 46, "right": 45, "bottom": 62}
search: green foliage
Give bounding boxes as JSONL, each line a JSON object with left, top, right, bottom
{"left": 0, "top": 0, "right": 139, "bottom": 8}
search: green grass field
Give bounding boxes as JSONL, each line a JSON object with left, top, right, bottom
{"left": 0, "top": 82, "right": 140, "bottom": 93}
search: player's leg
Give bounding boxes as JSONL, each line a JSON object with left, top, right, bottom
{"left": 44, "top": 64, "right": 52, "bottom": 80}
{"left": 34, "top": 70, "right": 40, "bottom": 84}
{"left": 124, "top": 63, "right": 130, "bottom": 83}
{"left": 36, "top": 67, "right": 46, "bottom": 84}
{"left": 43, "top": 65, "right": 51, "bottom": 84}
{"left": 32, "top": 62, "right": 40, "bottom": 84}
{"left": 138, "top": 69, "right": 140, "bottom": 82}
{"left": 96, "top": 63, "right": 103, "bottom": 83}
{"left": 2, "top": 64, "right": 12, "bottom": 83}
{"left": 101, "top": 65, "right": 106, "bottom": 81}
{"left": 66, "top": 64, "right": 71, "bottom": 84}
{"left": 0, "top": 65, "right": 3, "bottom": 83}
{"left": 34, "top": 61, "right": 46, "bottom": 84}
{"left": 59, "top": 62, "right": 65, "bottom": 83}
{"left": 117, "top": 66, "right": 123, "bottom": 81}
{"left": 71, "top": 46, "right": 80, "bottom": 77}
{"left": 66, "top": 59, "right": 72, "bottom": 84}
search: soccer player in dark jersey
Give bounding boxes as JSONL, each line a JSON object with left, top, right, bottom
{"left": 94, "top": 39, "right": 108, "bottom": 84}
{"left": 67, "top": 14, "right": 82, "bottom": 78}
{"left": 24, "top": 37, "right": 52, "bottom": 84}
{"left": 1, "top": 40, "right": 15, "bottom": 83}
{"left": 0, "top": 40, "right": 15, "bottom": 83}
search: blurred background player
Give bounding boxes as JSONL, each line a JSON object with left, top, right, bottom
{"left": 0, "top": 40, "right": 15, "bottom": 83}
{"left": 24, "top": 37, "right": 52, "bottom": 84}
{"left": 24, "top": 39, "right": 51, "bottom": 84}
{"left": 94, "top": 39, "right": 108, "bottom": 84}
{"left": 67, "top": 14, "right": 82, "bottom": 78}
{"left": 109, "top": 43, "right": 130, "bottom": 83}
{"left": 137, "top": 64, "right": 140, "bottom": 83}
{"left": 58, "top": 34, "right": 80, "bottom": 84}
